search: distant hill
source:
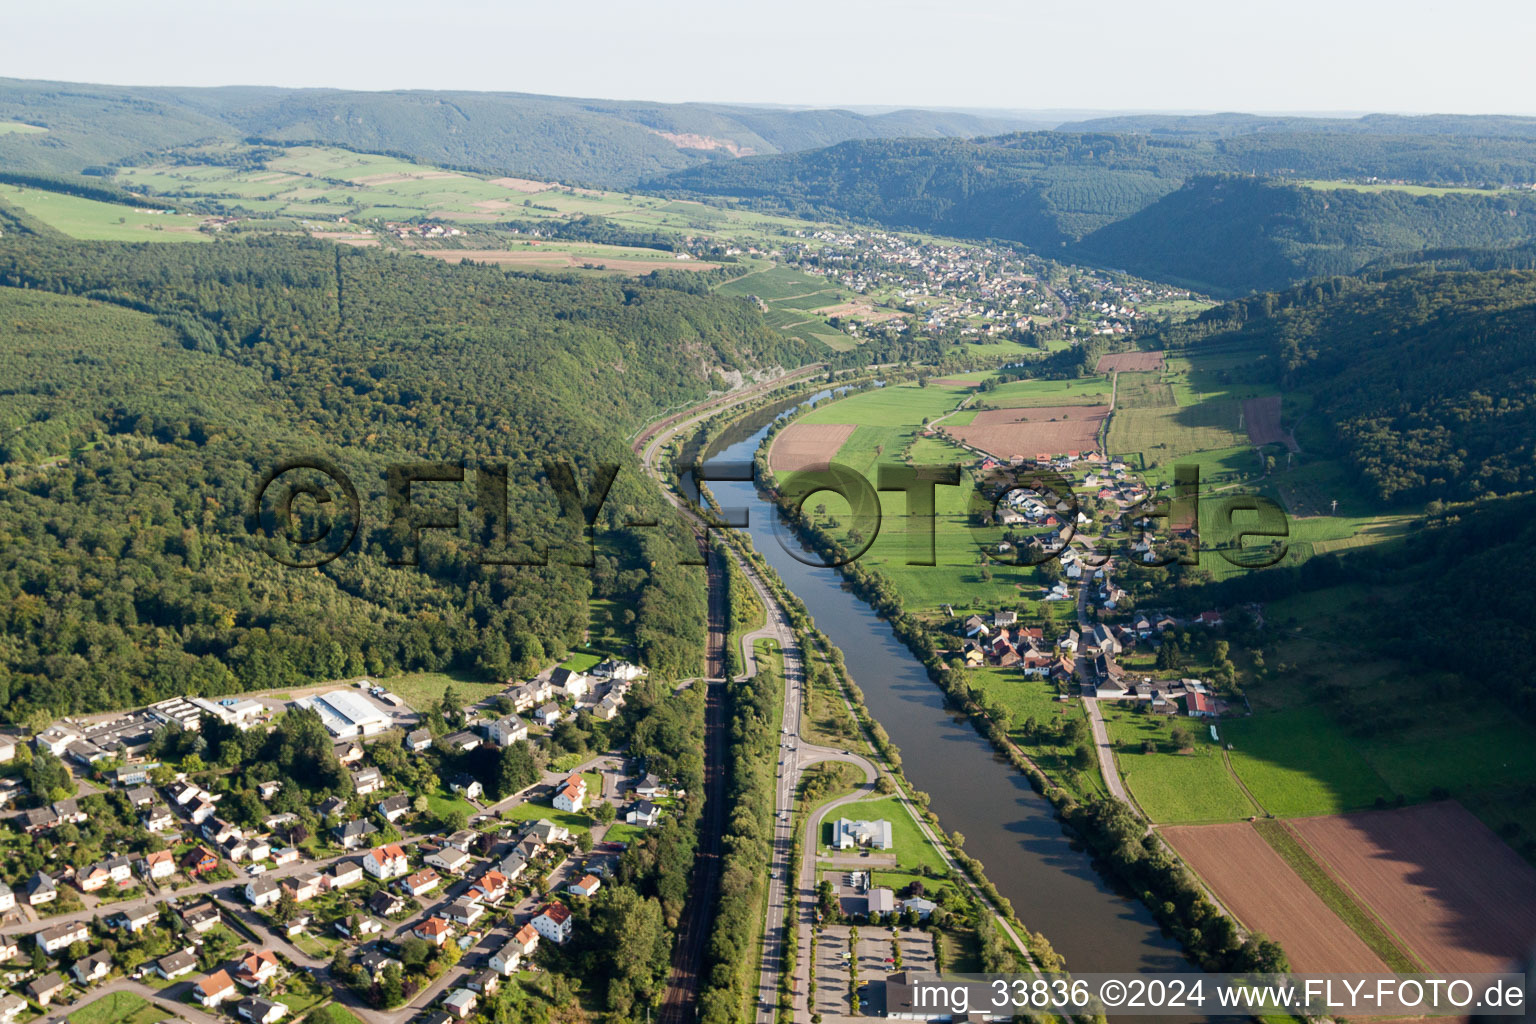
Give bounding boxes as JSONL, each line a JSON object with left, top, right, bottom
{"left": 652, "top": 130, "right": 1536, "bottom": 293}
{"left": 1056, "top": 111, "right": 1536, "bottom": 140}
{"left": 0, "top": 77, "right": 1044, "bottom": 186}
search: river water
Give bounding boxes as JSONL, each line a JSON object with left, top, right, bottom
{"left": 696, "top": 393, "right": 1190, "bottom": 977}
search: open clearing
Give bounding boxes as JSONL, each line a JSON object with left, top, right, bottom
{"left": 1288, "top": 802, "right": 1536, "bottom": 972}
{"left": 769, "top": 422, "right": 857, "bottom": 473}
{"left": 1096, "top": 351, "right": 1165, "bottom": 373}
{"left": 1243, "top": 395, "right": 1298, "bottom": 451}
{"left": 945, "top": 405, "right": 1109, "bottom": 459}
{"left": 1162, "top": 822, "right": 1390, "bottom": 973}
{"left": 417, "top": 248, "right": 712, "bottom": 273}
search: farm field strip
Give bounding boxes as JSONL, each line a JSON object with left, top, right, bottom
{"left": 1286, "top": 803, "right": 1536, "bottom": 973}
{"left": 1162, "top": 822, "right": 1393, "bottom": 973}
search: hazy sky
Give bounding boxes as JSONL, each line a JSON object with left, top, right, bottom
{"left": 9, "top": 0, "right": 1535, "bottom": 115}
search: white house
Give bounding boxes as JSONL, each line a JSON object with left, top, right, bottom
{"left": 832, "top": 818, "right": 893, "bottom": 850}
{"left": 530, "top": 902, "right": 573, "bottom": 944}
{"left": 488, "top": 936, "right": 523, "bottom": 975}
{"left": 363, "top": 844, "right": 409, "bottom": 880}
{"left": 552, "top": 774, "right": 587, "bottom": 813}
{"left": 482, "top": 716, "right": 528, "bottom": 747}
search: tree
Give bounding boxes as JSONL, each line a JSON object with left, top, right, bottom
{"left": 274, "top": 889, "right": 298, "bottom": 925}
{"left": 594, "top": 802, "right": 616, "bottom": 825}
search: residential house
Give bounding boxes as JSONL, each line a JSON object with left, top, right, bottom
{"left": 72, "top": 950, "right": 112, "bottom": 985}
{"left": 334, "top": 914, "right": 382, "bottom": 939}
{"left": 443, "top": 989, "right": 477, "bottom": 1019}
{"left": 23, "top": 871, "right": 56, "bottom": 905}
{"left": 594, "top": 694, "right": 623, "bottom": 721}
{"left": 36, "top": 919, "right": 89, "bottom": 954}
{"left": 350, "top": 767, "right": 383, "bottom": 796}
{"left": 183, "top": 845, "right": 219, "bottom": 876}
{"left": 403, "top": 868, "right": 441, "bottom": 898}
{"left": 552, "top": 773, "right": 587, "bottom": 813}
{"left": 482, "top": 715, "right": 529, "bottom": 747}
{"left": 1186, "top": 691, "right": 1217, "bottom": 718}
{"left": 235, "top": 950, "right": 279, "bottom": 988}
{"left": 962, "top": 614, "right": 990, "bottom": 638}
{"left": 333, "top": 818, "right": 379, "bottom": 850}
{"left": 488, "top": 935, "right": 524, "bottom": 975}
{"left": 0, "top": 882, "right": 12, "bottom": 912}
{"left": 363, "top": 844, "right": 409, "bottom": 880}
{"left": 0, "top": 995, "right": 25, "bottom": 1024}
{"left": 568, "top": 874, "right": 601, "bottom": 898}
{"left": 551, "top": 668, "right": 590, "bottom": 700}
{"left": 157, "top": 949, "right": 198, "bottom": 980}
{"left": 357, "top": 947, "right": 400, "bottom": 978}
{"left": 528, "top": 820, "right": 568, "bottom": 845}
{"left": 444, "top": 731, "right": 480, "bottom": 753}
{"left": 110, "top": 905, "right": 159, "bottom": 933}
{"left": 181, "top": 901, "right": 221, "bottom": 933}
{"left": 832, "top": 818, "right": 893, "bottom": 850}
{"left": 328, "top": 860, "right": 364, "bottom": 890}
{"left": 448, "top": 774, "right": 482, "bottom": 800}
{"left": 238, "top": 998, "right": 289, "bottom": 1024}
{"left": 425, "top": 846, "right": 471, "bottom": 874}
{"left": 197, "top": 969, "right": 238, "bottom": 1007}
{"left": 902, "top": 896, "right": 938, "bottom": 920}
{"left": 256, "top": 781, "right": 283, "bottom": 800}
{"left": 466, "top": 970, "right": 500, "bottom": 995}
{"left": 281, "top": 873, "right": 322, "bottom": 904}
{"left": 530, "top": 902, "right": 573, "bottom": 944}
{"left": 141, "top": 804, "right": 176, "bottom": 832}
{"left": 446, "top": 898, "right": 483, "bottom": 927}
{"left": 534, "top": 702, "right": 561, "bottom": 727}
{"left": 634, "top": 774, "right": 667, "bottom": 799}
{"left": 412, "top": 916, "right": 451, "bottom": 946}
{"left": 245, "top": 876, "right": 282, "bottom": 908}
{"left": 511, "top": 922, "right": 540, "bottom": 955}
{"left": 468, "top": 870, "right": 508, "bottom": 904}
{"left": 624, "top": 801, "right": 661, "bottom": 827}
{"left": 377, "top": 794, "right": 411, "bottom": 823}
{"left": 368, "top": 890, "right": 404, "bottom": 917}
{"left": 125, "top": 785, "right": 155, "bottom": 807}
{"left": 405, "top": 728, "right": 433, "bottom": 752}
{"left": 25, "top": 973, "right": 67, "bottom": 1007}
{"left": 270, "top": 846, "right": 300, "bottom": 867}
{"left": 190, "top": 799, "right": 218, "bottom": 825}
{"left": 317, "top": 796, "right": 348, "bottom": 818}
{"left": 333, "top": 741, "right": 364, "bottom": 765}
{"left": 444, "top": 828, "right": 478, "bottom": 852}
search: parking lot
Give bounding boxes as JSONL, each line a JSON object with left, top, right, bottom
{"left": 812, "top": 924, "right": 935, "bottom": 1018}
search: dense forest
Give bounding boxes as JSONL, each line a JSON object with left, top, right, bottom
{"left": 650, "top": 133, "right": 1536, "bottom": 294}
{"left": 0, "top": 77, "right": 1041, "bottom": 187}
{"left": 1159, "top": 267, "right": 1536, "bottom": 502}
{"left": 0, "top": 230, "right": 814, "bottom": 724}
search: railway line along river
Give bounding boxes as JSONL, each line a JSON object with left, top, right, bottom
{"left": 694, "top": 393, "right": 1193, "bottom": 981}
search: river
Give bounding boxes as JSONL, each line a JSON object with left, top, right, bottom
{"left": 695, "top": 392, "right": 1191, "bottom": 977}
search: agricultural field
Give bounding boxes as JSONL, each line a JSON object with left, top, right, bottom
{"left": 1221, "top": 707, "right": 1393, "bottom": 816}
{"left": 1095, "top": 351, "right": 1164, "bottom": 373}
{"left": 0, "top": 183, "right": 212, "bottom": 241}
{"left": 1287, "top": 802, "right": 1536, "bottom": 973}
{"left": 1108, "top": 394, "right": 1246, "bottom": 470}
{"left": 0, "top": 121, "right": 46, "bottom": 134}
{"left": 1161, "top": 822, "right": 1390, "bottom": 973}
{"left": 1102, "top": 710, "right": 1256, "bottom": 823}
{"left": 946, "top": 405, "right": 1110, "bottom": 460}
{"left": 981, "top": 376, "right": 1112, "bottom": 408}
{"left": 769, "top": 421, "right": 857, "bottom": 472}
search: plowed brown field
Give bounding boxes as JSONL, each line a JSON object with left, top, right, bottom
{"left": 1096, "top": 351, "right": 1165, "bottom": 372}
{"left": 1163, "top": 822, "right": 1390, "bottom": 973}
{"left": 768, "top": 422, "right": 857, "bottom": 473}
{"left": 1288, "top": 802, "right": 1536, "bottom": 973}
{"left": 946, "top": 405, "right": 1108, "bottom": 458}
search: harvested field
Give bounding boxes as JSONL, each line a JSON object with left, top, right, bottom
{"left": 1288, "top": 802, "right": 1536, "bottom": 972}
{"left": 945, "top": 405, "right": 1109, "bottom": 459}
{"left": 812, "top": 300, "right": 907, "bottom": 322}
{"left": 1163, "top": 823, "right": 1390, "bottom": 973}
{"left": 1243, "top": 395, "right": 1298, "bottom": 452}
{"left": 489, "top": 177, "right": 555, "bottom": 193}
{"left": 308, "top": 232, "right": 379, "bottom": 247}
{"left": 769, "top": 422, "right": 856, "bottom": 473}
{"left": 930, "top": 377, "right": 982, "bottom": 388}
{"left": 417, "top": 250, "right": 713, "bottom": 273}
{"left": 1096, "top": 351, "right": 1165, "bottom": 373}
